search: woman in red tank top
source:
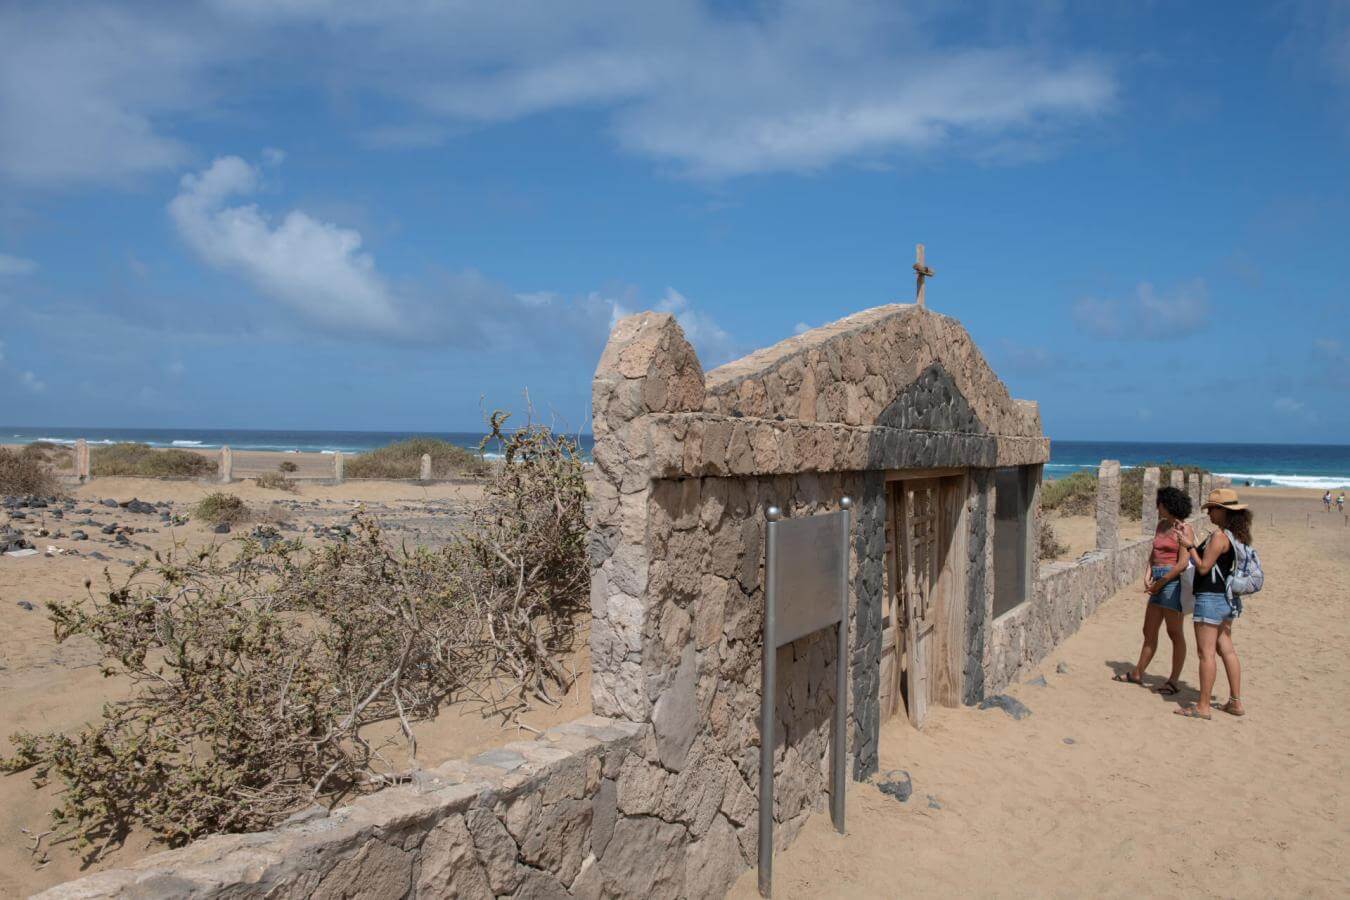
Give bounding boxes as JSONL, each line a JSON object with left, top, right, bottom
{"left": 1113, "top": 485, "right": 1193, "bottom": 695}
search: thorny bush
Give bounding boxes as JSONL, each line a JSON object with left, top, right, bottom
{"left": 2, "top": 416, "right": 589, "bottom": 860}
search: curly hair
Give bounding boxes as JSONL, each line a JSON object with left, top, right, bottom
{"left": 1156, "top": 486, "right": 1192, "bottom": 521}
{"left": 1224, "top": 508, "right": 1253, "bottom": 546}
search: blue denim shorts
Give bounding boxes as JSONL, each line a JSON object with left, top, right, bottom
{"left": 1194, "top": 591, "right": 1240, "bottom": 625}
{"left": 1148, "top": 565, "right": 1183, "bottom": 613}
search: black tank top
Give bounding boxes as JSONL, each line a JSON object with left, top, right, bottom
{"left": 1193, "top": 535, "right": 1234, "bottom": 594}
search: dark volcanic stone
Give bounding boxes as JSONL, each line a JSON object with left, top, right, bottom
{"left": 16, "top": 600, "right": 34, "bottom": 611}
{"left": 977, "top": 694, "right": 1031, "bottom": 720}
{"left": 71, "top": 531, "right": 88, "bottom": 540}
{"left": 876, "top": 770, "right": 913, "bottom": 803}
{"left": 101, "top": 498, "right": 118, "bottom": 508}
{"left": 213, "top": 522, "right": 230, "bottom": 534}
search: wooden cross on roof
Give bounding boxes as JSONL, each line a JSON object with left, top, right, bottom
{"left": 913, "top": 243, "right": 934, "bottom": 306}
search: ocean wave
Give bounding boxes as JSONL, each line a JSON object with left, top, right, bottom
{"left": 1216, "top": 472, "right": 1350, "bottom": 490}
{"left": 171, "top": 440, "right": 204, "bottom": 446}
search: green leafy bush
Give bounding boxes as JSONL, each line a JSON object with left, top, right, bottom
{"left": 346, "top": 438, "right": 488, "bottom": 480}
{"left": 92, "top": 443, "right": 217, "bottom": 478}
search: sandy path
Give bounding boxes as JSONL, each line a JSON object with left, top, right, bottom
{"left": 730, "top": 488, "right": 1349, "bottom": 899}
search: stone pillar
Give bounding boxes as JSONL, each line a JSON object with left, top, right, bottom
{"left": 590, "top": 312, "right": 705, "bottom": 722}
{"left": 1141, "top": 466, "right": 1160, "bottom": 536}
{"left": 1170, "top": 469, "right": 1184, "bottom": 491}
{"left": 1188, "top": 472, "right": 1202, "bottom": 512}
{"left": 1096, "top": 459, "right": 1120, "bottom": 550}
{"left": 420, "top": 453, "right": 432, "bottom": 481}
{"left": 333, "top": 451, "right": 344, "bottom": 484}
{"left": 76, "top": 438, "right": 90, "bottom": 482}
{"left": 219, "top": 446, "right": 232, "bottom": 484}
{"left": 1201, "top": 473, "right": 1213, "bottom": 502}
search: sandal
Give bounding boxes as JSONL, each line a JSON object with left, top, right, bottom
{"left": 1112, "top": 672, "right": 1143, "bottom": 685}
{"left": 1221, "top": 697, "right": 1246, "bottom": 717}
{"left": 1174, "top": 705, "right": 1211, "bottom": 720}
{"left": 1153, "top": 680, "right": 1180, "bottom": 696}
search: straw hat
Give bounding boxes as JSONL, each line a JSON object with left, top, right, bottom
{"left": 1201, "top": 488, "right": 1248, "bottom": 511}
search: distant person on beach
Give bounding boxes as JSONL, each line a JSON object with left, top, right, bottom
{"left": 1324, "top": 490, "right": 1332, "bottom": 511}
{"left": 1174, "top": 489, "right": 1252, "bottom": 720}
{"left": 1113, "top": 486, "right": 1192, "bottom": 695}
{"left": 1338, "top": 492, "right": 1345, "bottom": 513}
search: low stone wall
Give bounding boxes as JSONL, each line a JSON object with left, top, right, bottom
{"left": 36, "top": 715, "right": 748, "bottom": 900}
{"left": 985, "top": 515, "right": 1207, "bottom": 692}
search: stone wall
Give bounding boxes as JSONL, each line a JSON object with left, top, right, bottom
{"left": 37, "top": 716, "right": 757, "bottom": 900}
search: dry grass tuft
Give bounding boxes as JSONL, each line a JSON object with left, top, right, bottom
{"left": 92, "top": 443, "right": 217, "bottom": 478}
{"left": 0, "top": 447, "right": 62, "bottom": 495}
{"left": 346, "top": 438, "right": 488, "bottom": 480}
{"left": 193, "top": 493, "right": 251, "bottom": 525}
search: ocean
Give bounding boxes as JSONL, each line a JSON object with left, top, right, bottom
{"left": 4, "top": 428, "right": 1348, "bottom": 489}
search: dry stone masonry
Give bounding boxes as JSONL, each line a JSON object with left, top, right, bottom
{"left": 1141, "top": 466, "right": 1160, "bottom": 536}
{"left": 1096, "top": 460, "right": 1120, "bottom": 550}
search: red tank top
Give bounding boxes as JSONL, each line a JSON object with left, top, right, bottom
{"left": 1151, "top": 524, "right": 1179, "bottom": 567}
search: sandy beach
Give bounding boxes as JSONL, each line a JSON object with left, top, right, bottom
{"left": 4, "top": 475, "right": 1346, "bottom": 897}
{"left": 729, "top": 487, "right": 1350, "bottom": 899}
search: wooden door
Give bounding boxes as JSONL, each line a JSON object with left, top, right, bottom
{"left": 896, "top": 479, "right": 940, "bottom": 728}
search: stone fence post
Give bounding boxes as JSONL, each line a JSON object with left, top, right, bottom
{"left": 1170, "top": 469, "right": 1184, "bottom": 490}
{"left": 1188, "top": 472, "right": 1201, "bottom": 512}
{"left": 333, "top": 451, "right": 344, "bottom": 484}
{"left": 219, "top": 446, "right": 232, "bottom": 484}
{"left": 1141, "top": 466, "right": 1160, "bottom": 536}
{"left": 1201, "top": 473, "right": 1213, "bottom": 501}
{"left": 1096, "top": 459, "right": 1120, "bottom": 550}
{"left": 76, "top": 438, "right": 90, "bottom": 482}
{"left": 420, "top": 453, "right": 432, "bottom": 481}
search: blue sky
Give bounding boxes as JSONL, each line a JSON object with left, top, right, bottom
{"left": 1, "top": 1, "right": 1347, "bottom": 441}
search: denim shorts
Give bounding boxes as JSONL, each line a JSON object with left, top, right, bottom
{"left": 1194, "top": 591, "right": 1241, "bottom": 625}
{"left": 1148, "top": 565, "right": 1183, "bottom": 613}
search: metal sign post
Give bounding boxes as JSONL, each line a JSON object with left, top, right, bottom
{"left": 758, "top": 497, "right": 851, "bottom": 898}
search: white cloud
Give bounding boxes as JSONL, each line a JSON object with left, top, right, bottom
{"left": 169, "top": 154, "right": 405, "bottom": 336}
{"left": 1072, "top": 280, "right": 1209, "bottom": 341}
{"left": 2, "top": 2, "right": 1117, "bottom": 186}
{"left": 1274, "top": 396, "right": 1317, "bottom": 423}
{"left": 167, "top": 153, "right": 736, "bottom": 355}
{"left": 20, "top": 370, "right": 45, "bottom": 393}
{"left": 0, "top": 253, "right": 36, "bottom": 275}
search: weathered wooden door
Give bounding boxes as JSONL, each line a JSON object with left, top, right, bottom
{"left": 895, "top": 479, "right": 940, "bottom": 728}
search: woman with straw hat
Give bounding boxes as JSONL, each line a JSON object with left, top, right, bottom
{"left": 1174, "top": 488, "right": 1251, "bottom": 719}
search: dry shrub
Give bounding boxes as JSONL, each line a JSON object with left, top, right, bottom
{"left": 193, "top": 493, "right": 250, "bottom": 525}
{"left": 346, "top": 438, "right": 488, "bottom": 480}
{"left": 2, "top": 415, "right": 587, "bottom": 858}
{"left": 255, "top": 472, "right": 299, "bottom": 493}
{"left": 278, "top": 460, "right": 299, "bottom": 473}
{"left": 0, "top": 447, "right": 61, "bottom": 496}
{"left": 1038, "top": 519, "right": 1068, "bottom": 560}
{"left": 22, "top": 441, "right": 74, "bottom": 471}
{"left": 93, "top": 443, "right": 216, "bottom": 478}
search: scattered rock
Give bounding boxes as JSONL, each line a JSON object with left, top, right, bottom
{"left": 1063, "top": 738, "right": 1076, "bottom": 745}
{"left": 876, "top": 770, "right": 913, "bottom": 803}
{"left": 1056, "top": 662, "right": 1070, "bottom": 674}
{"left": 16, "top": 600, "right": 34, "bottom": 611}
{"left": 926, "top": 795, "right": 941, "bottom": 810}
{"left": 212, "top": 522, "right": 231, "bottom": 534}
{"left": 1026, "top": 674, "right": 1048, "bottom": 688}
{"left": 977, "top": 694, "right": 1031, "bottom": 720}
{"left": 69, "top": 530, "right": 87, "bottom": 541}
{"left": 100, "top": 524, "right": 117, "bottom": 535}
{"left": 101, "top": 498, "right": 118, "bottom": 508}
